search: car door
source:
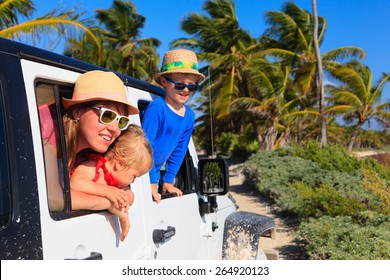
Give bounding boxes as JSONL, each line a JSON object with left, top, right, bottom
{"left": 21, "top": 59, "right": 150, "bottom": 260}
{"left": 0, "top": 51, "right": 46, "bottom": 259}
{"left": 129, "top": 94, "right": 211, "bottom": 259}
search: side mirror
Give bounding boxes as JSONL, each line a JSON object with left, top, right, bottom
{"left": 198, "top": 158, "right": 229, "bottom": 196}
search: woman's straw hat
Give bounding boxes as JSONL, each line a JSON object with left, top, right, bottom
{"left": 62, "top": 70, "right": 139, "bottom": 114}
{"left": 154, "top": 49, "right": 205, "bottom": 85}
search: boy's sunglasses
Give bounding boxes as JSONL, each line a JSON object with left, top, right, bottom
{"left": 92, "top": 106, "right": 131, "bottom": 131}
{"left": 163, "top": 76, "right": 199, "bottom": 92}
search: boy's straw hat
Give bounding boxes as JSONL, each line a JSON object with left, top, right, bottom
{"left": 62, "top": 70, "right": 139, "bottom": 114}
{"left": 154, "top": 49, "right": 205, "bottom": 85}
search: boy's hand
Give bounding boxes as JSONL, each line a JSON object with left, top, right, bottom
{"left": 163, "top": 182, "right": 183, "bottom": 197}
{"left": 150, "top": 183, "right": 161, "bottom": 203}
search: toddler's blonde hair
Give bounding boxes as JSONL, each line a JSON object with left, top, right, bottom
{"left": 104, "top": 124, "right": 153, "bottom": 171}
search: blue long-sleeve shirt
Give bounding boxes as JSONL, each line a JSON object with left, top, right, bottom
{"left": 141, "top": 97, "right": 195, "bottom": 184}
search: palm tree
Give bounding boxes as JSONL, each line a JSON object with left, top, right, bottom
{"left": 312, "top": 0, "right": 326, "bottom": 146}
{"left": 233, "top": 59, "right": 319, "bottom": 150}
{"left": 172, "top": 0, "right": 262, "bottom": 147}
{"left": 260, "top": 1, "right": 365, "bottom": 144}
{"left": 66, "top": 0, "right": 160, "bottom": 81}
{"left": 326, "top": 61, "right": 390, "bottom": 151}
{"left": 0, "top": 0, "right": 99, "bottom": 53}
{"left": 95, "top": 0, "right": 160, "bottom": 80}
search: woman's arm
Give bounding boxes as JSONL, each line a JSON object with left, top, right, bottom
{"left": 70, "top": 189, "right": 113, "bottom": 210}
{"left": 44, "top": 143, "right": 116, "bottom": 211}
{"left": 43, "top": 143, "right": 65, "bottom": 211}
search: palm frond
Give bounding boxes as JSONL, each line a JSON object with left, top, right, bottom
{"left": 322, "top": 47, "right": 365, "bottom": 61}
{"left": 0, "top": 0, "right": 34, "bottom": 28}
{"left": 1, "top": 5, "right": 100, "bottom": 54}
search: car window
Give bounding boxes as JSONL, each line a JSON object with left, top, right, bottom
{"left": 35, "top": 81, "right": 77, "bottom": 217}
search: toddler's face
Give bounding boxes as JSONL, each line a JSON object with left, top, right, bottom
{"left": 115, "top": 160, "right": 151, "bottom": 187}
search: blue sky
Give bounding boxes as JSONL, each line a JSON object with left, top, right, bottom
{"left": 32, "top": 0, "right": 390, "bottom": 100}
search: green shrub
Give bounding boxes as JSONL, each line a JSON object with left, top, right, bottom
{"left": 353, "top": 211, "right": 390, "bottom": 226}
{"left": 244, "top": 145, "right": 390, "bottom": 259}
{"left": 216, "top": 132, "right": 238, "bottom": 157}
{"left": 283, "top": 182, "right": 366, "bottom": 219}
{"left": 216, "top": 132, "right": 259, "bottom": 162}
{"left": 288, "top": 140, "right": 390, "bottom": 180}
{"left": 290, "top": 141, "right": 361, "bottom": 173}
{"left": 244, "top": 151, "right": 320, "bottom": 200}
{"left": 371, "top": 153, "right": 390, "bottom": 168}
{"left": 244, "top": 151, "right": 371, "bottom": 213}
{"left": 361, "top": 168, "right": 390, "bottom": 214}
{"left": 299, "top": 215, "right": 390, "bottom": 260}
{"left": 231, "top": 139, "right": 259, "bottom": 161}
{"left": 360, "top": 156, "right": 390, "bottom": 180}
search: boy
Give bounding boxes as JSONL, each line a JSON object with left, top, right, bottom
{"left": 142, "top": 49, "right": 205, "bottom": 203}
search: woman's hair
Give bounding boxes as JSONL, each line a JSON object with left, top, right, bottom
{"left": 104, "top": 124, "right": 153, "bottom": 171}
{"left": 63, "top": 101, "right": 132, "bottom": 169}
{"left": 63, "top": 104, "right": 83, "bottom": 169}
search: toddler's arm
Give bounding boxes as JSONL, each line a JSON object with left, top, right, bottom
{"left": 70, "top": 160, "right": 128, "bottom": 208}
{"left": 109, "top": 206, "right": 130, "bottom": 242}
{"left": 122, "top": 189, "right": 134, "bottom": 213}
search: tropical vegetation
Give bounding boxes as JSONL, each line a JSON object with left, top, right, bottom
{"left": 244, "top": 142, "right": 390, "bottom": 259}
{"left": 64, "top": 0, "right": 160, "bottom": 81}
{"left": 2, "top": 0, "right": 389, "bottom": 152}
{"left": 0, "top": 0, "right": 99, "bottom": 53}
{"left": 172, "top": 0, "right": 389, "bottom": 155}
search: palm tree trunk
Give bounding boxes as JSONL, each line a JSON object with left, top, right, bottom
{"left": 248, "top": 116, "right": 263, "bottom": 148}
{"left": 348, "top": 122, "right": 363, "bottom": 152}
{"left": 261, "top": 126, "right": 277, "bottom": 150}
{"left": 312, "top": 0, "right": 327, "bottom": 147}
{"left": 297, "top": 115, "right": 303, "bottom": 144}
{"left": 279, "top": 128, "right": 291, "bottom": 148}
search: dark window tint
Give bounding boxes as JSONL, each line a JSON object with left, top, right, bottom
{"left": 0, "top": 81, "right": 11, "bottom": 229}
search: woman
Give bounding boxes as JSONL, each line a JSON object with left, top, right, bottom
{"left": 42, "top": 70, "right": 139, "bottom": 211}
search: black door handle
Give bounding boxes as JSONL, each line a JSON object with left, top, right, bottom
{"left": 153, "top": 226, "right": 176, "bottom": 244}
{"left": 65, "top": 252, "right": 103, "bottom": 260}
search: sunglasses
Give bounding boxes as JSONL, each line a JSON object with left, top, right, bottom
{"left": 92, "top": 106, "right": 131, "bottom": 131}
{"left": 163, "top": 76, "right": 199, "bottom": 92}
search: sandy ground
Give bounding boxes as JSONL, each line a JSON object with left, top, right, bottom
{"left": 228, "top": 164, "right": 305, "bottom": 260}
{"left": 353, "top": 150, "right": 384, "bottom": 158}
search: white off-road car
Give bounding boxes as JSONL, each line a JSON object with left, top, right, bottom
{"left": 0, "top": 37, "right": 275, "bottom": 260}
